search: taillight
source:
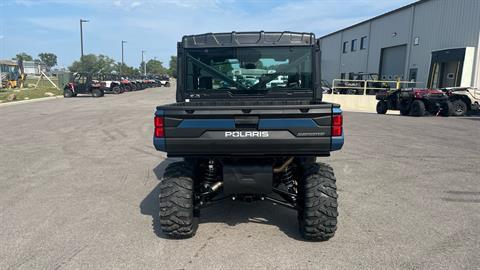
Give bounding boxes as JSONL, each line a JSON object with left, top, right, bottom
{"left": 154, "top": 116, "right": 165, "bottom": 138}
{"left": 332, "top": 114, "right": 343, "bottom": 126}
{"left": 332, "top": 114, "right": 343, "bottom": 136}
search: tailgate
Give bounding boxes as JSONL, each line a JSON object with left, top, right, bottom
{"left": 154, "top": 103, "right": 340, "bottom": 157}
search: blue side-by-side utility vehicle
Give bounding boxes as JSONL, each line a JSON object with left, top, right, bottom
{"left": 153, "top": 32, "right": 344, "bottom": 241}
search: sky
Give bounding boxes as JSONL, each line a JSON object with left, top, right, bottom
{"left": 0, "top": 0, "right": 415, "bottom": 69}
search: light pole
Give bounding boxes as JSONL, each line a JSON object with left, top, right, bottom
{"left": 80, "top": 19, "right": 89, "bottom": 59}
{"left": 121, "top": 40, "right": 127, "bottom": 75}
{"left": 141, "top": 50, "right": 146, "bottom": 76}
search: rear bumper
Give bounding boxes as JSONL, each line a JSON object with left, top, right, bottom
{"left": 153, "top": 103, "right": 344, "bottom": 157}
{"left": 155, "top": 133, "right": 331, "bottom": 157}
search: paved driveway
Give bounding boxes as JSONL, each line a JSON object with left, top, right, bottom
{"left": 1, "top": 87, "right": 479, "bottom": 269}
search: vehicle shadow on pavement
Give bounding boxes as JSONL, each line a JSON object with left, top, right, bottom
{"left": 140, "top": 158, "right": 304, "bottom": 240}
{"left": 139, "top": 158, "right": 178, "bottom": 239}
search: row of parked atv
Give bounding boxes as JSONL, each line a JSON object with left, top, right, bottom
{"left": 375, "top": 87, "right": 480, "bottom": 117}
{"left": 63, "top": 72, "right": 171, "bottom": 98}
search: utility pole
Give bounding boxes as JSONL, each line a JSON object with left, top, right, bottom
{"left": 80, "top": 19, "right": 89, "bottom": 60}
{"left": 142, "top": 50, "right": 146, "bottom": 76}
{"left": 121, "top": 40, "right": 127, "bottom": 75}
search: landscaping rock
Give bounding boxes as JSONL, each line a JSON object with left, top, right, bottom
{"left": 44, "top": 92, "right": 55, "bottom": 97}
{"left": 6, "top": 93, "right": 17, "bottom": 101}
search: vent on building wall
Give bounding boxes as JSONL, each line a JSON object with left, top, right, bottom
{"left": 414, "top": 37, "right": 420, "bottom": 46}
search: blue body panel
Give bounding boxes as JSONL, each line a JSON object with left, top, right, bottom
{"left": 331, "top": 107, "right": 344, "bottom": 151}
{"left": 153, "top": 110, "right": 166, "bottom": 151}
{"left": 179, "top": 119, "right": 235, "bottom": 129}
{"left": 331, "top": 134, "right": 344, "bottom": 151}
{"left": 258, "top": 118, "right": 318, "bottom": 129}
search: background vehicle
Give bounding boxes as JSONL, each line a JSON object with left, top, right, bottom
{"left": 442, "top": 87, "right": 480, "bottom": 116}
{"left": 158, "top": 74, "right": 171, "bottom": 87}
{"left": 337, "top": 73, "right": 389, "bottom": 95}
{"left": 64, "top": 72, "right": 104, "bottom": 97}
{"left": 97, "top": 74, "right": 123, "bottom": 94}
{"left": 1, "top": 60, "right": 26, "bottom": 89}
{"left": 118, "top": 76, "right": 134, "bottom": 91}
{"left": 153, "top": 32, "right": 344, "bottom": 241}
{"left": 321, "top": 79, "right": 333, "bottom": 94}
{"left": 354, "top": 73, "right": 390, "bottom": 95}
{"left": 376, "top": 88, "right": 451, "bottom": 116}
{"left": 131, "top": 78, "right": 145, "bottom": 90}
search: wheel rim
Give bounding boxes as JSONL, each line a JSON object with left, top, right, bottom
{"left": 455, "top": 103, "right": 465, "bottom": 113}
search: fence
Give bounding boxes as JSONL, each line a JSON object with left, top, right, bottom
{"left": 330, "top": 79, "right": 420, "bottom": 95}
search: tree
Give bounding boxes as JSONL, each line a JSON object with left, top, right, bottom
{"left": 114, "top": 62, "right": 139, "bottom": 76}
{"left": 168, "top": 56, "right": 177, "bottom": 78}
{"left": 14, "top": 52, "right": 33, "bottom": 61}
{"left": 38, "top": 53, "right": 58, "bottom": 70}
{"left": 139, "top": 61, "right": 146, "bottom": 75}
{"left": 68, "top": 54, "right": 117, "bottom": 74}
{"left": 146, "top": 59, "right": 167, "bottom": 75}
{"left": 96, "top": 55, "right": 116, "bottom": 73}
{"left": 69, "top": 54, "right": 98, "bottom": 73}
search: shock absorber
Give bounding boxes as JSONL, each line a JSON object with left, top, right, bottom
{"left": 280, "top": 165, "right": 297, "bottom": 194}
{"left": 203, "top": 159, "right": 217, "bottom": 184}
{"left": 202, "top": 159, "right": 222, "bottom": 193}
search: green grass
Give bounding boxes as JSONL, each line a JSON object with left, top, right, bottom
{"left": 0, "top": 87, "right": 62, "bottom": 103}
{"left": 24, "top": 77, "right": 60, "bottom": 89}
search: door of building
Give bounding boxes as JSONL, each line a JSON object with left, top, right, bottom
{"left": 428, "top": 48, "right": 465, "bottom": 89}
{"left": 379, "top": 45, "right": 407, "bottom": 81}
{"left": 441, "top": 61, "right": 462, "bottom": 87}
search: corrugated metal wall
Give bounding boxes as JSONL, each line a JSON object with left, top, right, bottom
{"left": 319, "top": 33, "right": 342, "bottom": 84}
{"left": 319, "top": 0, "right": 480, "bottom": 88}
{"left": 339, "top": 23, "right": 370, "bottom": 76}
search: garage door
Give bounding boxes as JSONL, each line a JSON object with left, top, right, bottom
{"left": 380, "top": 45, "right": 407, "bottom": 80}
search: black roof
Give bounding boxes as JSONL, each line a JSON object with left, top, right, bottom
{"left": 181, "top": 31, "right": 316, "bottom": 48}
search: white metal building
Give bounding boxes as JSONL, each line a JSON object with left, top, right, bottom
{"left": 23, "top": 61, "right": 47, "bottom": 75}
{"left": 318, "top": 0, "right": 480, "bottom": 89}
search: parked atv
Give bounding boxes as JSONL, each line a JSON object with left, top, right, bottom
{"left": 63, "top": 73, "right": 104, "bottom": 98}
{"left": 442, "top": 87, "right": 480, "bottom": 116}
{"left": 153, "top": 31, "right": 343, "bottom": 241}
{"left": 119, "top": 77, "right": 134, "bottom": 91}
{"left": 159, "top": 74, "right": 171, "bottom": 87}
{"left": 97, "top": 74, "right": 123, "bottom": 94}
{"left": 376, "top": 88, "right": 451, "bottom": 117}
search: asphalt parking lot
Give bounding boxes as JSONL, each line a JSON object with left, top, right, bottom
{"left": 0, "top": 86, "right": 479, "bottom": 269}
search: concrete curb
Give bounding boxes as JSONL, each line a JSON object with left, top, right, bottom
{"left": 0, "top": 95, "right": 63, "bottom": 107}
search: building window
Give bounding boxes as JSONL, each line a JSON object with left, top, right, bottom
{"left": 351, "top": 39, "right": 357, "bottom": 52}
{"left": 343, "top": 41, "right": 348, "bottom": 53}
{"left": 360, "top": 36, "right": 368, "bottom": 50}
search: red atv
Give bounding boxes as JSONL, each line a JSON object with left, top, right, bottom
{"left": 63, "top": 73, "right": 104, "bottom": 98}
{"left": 376, "top": 88, "right": 451, "bottom": 117}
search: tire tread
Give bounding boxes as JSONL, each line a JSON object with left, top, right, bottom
{"left": 159, "top": 161, "right": 197, "bottom": 238}
{"left": 298, "top": 162, "right": 338, "bottom": 241}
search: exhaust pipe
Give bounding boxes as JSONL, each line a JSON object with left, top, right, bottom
{"left": 210, "top": 181, "right": 223, "bottom": 192}
{"left": 273, "top": 157, "right": 294, "bottom": 173}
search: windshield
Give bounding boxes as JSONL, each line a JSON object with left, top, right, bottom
{"left": 185, "top": 46, "right": 312, "bottom": 93}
